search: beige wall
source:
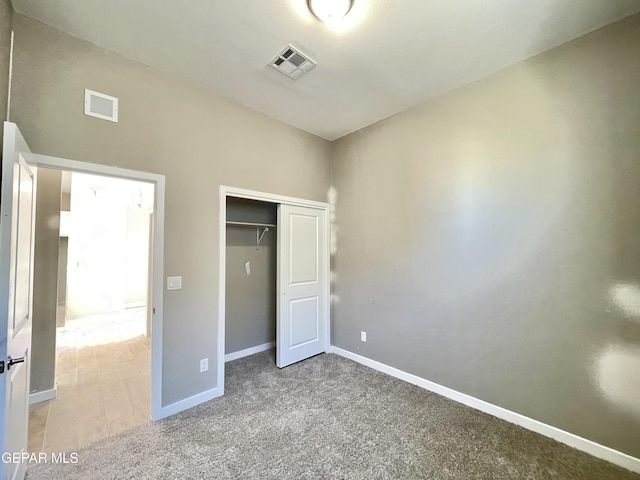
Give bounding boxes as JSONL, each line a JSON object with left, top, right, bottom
{"left": 332, "top": 14, "right": 640, "bottom": 458}
{"left": 57, "top": 174, "right": 71, "bottom": 311}
{"left": 225, "top": 228, "right": 276, "bottom": 354}
{"left": 10, "top": 15, "right": 332, "bottom": 406}
{"left": 57, "top": 238, "right": 67, "bottom": 310}
{"left": 0, "top": 0, "right": 12, "bottom": 137}
{"left": 31, "top": 168, "right": 61, "bottom": 394}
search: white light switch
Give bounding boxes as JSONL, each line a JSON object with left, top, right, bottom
{"left": 245, "top": 261, "right": 251, "bottom": 275}
{"left": 167, "top": 276, "right": 182, "bottom": 290}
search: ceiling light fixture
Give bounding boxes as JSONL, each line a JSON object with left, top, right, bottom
{"left": 308, "top": 0, "right": 353, "bottom": 23}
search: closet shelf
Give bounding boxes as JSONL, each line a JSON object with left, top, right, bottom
{"left": 226, "top": 221, "right": 275, "bottom": 248}
{"left": 226, "top": 221, "right": 276, "bottom": 228}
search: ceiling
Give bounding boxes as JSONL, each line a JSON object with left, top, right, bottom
{"left": 12, "top": 0, "right": 640, "bottom": 140}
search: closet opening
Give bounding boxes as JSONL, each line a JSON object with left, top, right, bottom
{"left": 224, "top": 197, "right": 278, "bottom": 362}
{"left": 218, "top": 186, "right": 330, "bottom": 395}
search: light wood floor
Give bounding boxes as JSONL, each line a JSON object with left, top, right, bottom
{"left": 28, "top": 311, "right": 151, "bottom": 453}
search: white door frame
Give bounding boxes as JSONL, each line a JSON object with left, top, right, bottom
{"left": 29, "top": 153, "right": 165, "bottom": 420}
{"left": 218, "top": 186, "right": 330, "bottom": 395}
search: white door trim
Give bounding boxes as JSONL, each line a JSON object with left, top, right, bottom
{"left": 218, "top": 185, "right": 330, "bottom": 395}
{"left": 28, "top": 152, "right": 165, "bottom": 421}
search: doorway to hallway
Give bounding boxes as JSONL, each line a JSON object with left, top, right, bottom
{"left": 28, "top": 170, "right": 155, "bottom": 453}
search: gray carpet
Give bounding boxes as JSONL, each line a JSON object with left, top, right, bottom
{"left": 27, "top": 351, "right": 639, "bottom": 480}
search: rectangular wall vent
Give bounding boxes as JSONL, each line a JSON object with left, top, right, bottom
{"left": 269, "top": 45, "right": 316, "bottom": 80}
{"left": 84, "top": 89, "right": 118, "bottom": 122}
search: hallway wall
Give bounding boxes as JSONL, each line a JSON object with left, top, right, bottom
{"left": 31, "top": 168, "right": 61, "bottom": 394}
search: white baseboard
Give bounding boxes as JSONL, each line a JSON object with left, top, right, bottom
{"left": 29, "top": 388, "right": 57, "bottom": 405}
{"left": 125, "top": 302, "right": 146, "bottom": 309}
{"left": 225, "top": 341, "right": 275, "bottom": 363}
{"left": 155, "top": 387, "right": 221, "bottom": 420}
{"left": 329, "top": 346, "right": 640, "bottom": 474}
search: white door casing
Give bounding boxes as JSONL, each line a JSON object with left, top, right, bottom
{"left": 277, "top": 204, "right": 327, "bottom": 368}
{"left": 1, "top": 123, "right": 37, "bottom": 480}
{"left": 27, "top": 151, "right": 166, "bottom": 420}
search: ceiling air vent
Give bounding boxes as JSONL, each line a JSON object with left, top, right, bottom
{"left": 84, "top": 89, "right": 118, "bottom": 122}
{"left": 269, "top": 45, "right": 316, "bottom": 80}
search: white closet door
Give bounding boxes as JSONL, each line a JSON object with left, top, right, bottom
{"left": 276, "top": 205, "right": 327, "bottom": 368}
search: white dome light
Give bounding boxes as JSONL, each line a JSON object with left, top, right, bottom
{"left": 309, "top": 0, "right": 353, "bottom": 23}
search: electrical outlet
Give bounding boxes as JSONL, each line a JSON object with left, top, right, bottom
{"left": 200, "top": 358, "right": 208, "bottom": 373}
{"left": 361, "top": 331, "right": 367, "bottom": 342}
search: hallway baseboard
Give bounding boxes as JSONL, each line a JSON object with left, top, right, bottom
{"left": 29, "top": 388, "right": 57, "bottom": 405}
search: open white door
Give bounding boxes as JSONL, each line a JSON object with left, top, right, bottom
{"left": 276, "top": 204, "right": 327, "bottom": 368}
{"left": 0, "top": 123, "right": 37, "bottom": 480}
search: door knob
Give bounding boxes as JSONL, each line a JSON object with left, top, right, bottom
{"left": 7, "top": 356, "right": 25, "bottom": 370}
